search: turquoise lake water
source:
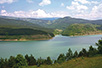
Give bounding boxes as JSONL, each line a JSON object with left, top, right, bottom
{"left": 0, "top": 35, "right": 102, "bottom": 59}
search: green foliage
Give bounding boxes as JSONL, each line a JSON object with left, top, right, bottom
{"left": 73, "top": 51, "right": 78, "bottom": 58}
{"left": 13, "top": 54, "right": 28, "bottom": 68}
{"left": 62, "top": 24, "right": 98, "bottom": 36}
{"left": 45, "top": 56, "right": 52, "bottom": 65}
{"left": 66, "top": 48, "right": 73, "bottom": 61}
{"left": 56, "top": 54, "right": 66, "bottom": 64}
{"left": 0, "top": 27, "right": 54, "bottom": 40}
{"left": 88, "top": 46, "right": 98, "bottom": 57}
{"left": 8, "top": 56, "right": 16, "bottom": 67}
{"left": 96, "top": 39, "right": 102, "bottom": 54}
{"left": 25, "top": 54, "right": 36, "bottom": 66}
{"left": 78, "top": 48, "right": 88, "bottom": 57}
{"left": 0, "top": 17, "right": 54, "bottom": 33}
{"left": 36, "top": 57, "right": 45, "bottom": 67}
{"left": 0, "top": 58, "right": 4, "bottom": 68}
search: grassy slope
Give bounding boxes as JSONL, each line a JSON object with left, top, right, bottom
{"left": 23, "top": 56, "right": 102, "bottom": 68}
{"left": 62, "top": 24, "right": 102, "bottom": 36}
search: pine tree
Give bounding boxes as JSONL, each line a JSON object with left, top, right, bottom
{"left": 66, "top": 48, "right": 73, "bottom": 61}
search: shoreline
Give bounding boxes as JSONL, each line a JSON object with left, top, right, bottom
{"left": 0, "top": 38, "right": 53, "bottom": 41}
{"left": 0, "top": 35, "right": 54, "bottom": 41}
{"left": 0, "top": 33, "right": 102, "bottom": 41}
{"left": 62, "top": 32, "right": 102, "bottom": 37}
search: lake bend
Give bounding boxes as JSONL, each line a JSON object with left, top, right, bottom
{"left": 0, "top": 35, "right": 102, "bottom": 59}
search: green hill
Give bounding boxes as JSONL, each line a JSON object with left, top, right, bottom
{"left": 48, "top": 17, "right": 102, "bottom": 29}
{"left": 0, "top": 17, "right": 54, "bottom": 41}
{"left": 0, "top": 16, "right": 52, "bottom": 28}
{"left": 1, "top": 16, "right": 102, "bottom": 30}
{"left": 62, "top": 24, "right": 102, "bottom": 36}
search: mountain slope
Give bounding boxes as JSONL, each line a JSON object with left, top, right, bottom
{"left": 62, "top": 24, "right": 102, "bottom": 36}
{"left": 0, "top": 16, "right": 52, "bottom": 28}
{"left": 49, "top": 17, "right": 102, "bottom": 29}
{"left": 0, "top": 17, "right": 54, "bottom": 41}
{"left": 0, "top": 17, "right": 54, "bottom": 33}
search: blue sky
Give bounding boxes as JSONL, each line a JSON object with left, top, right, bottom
{"left": 0, "top": 0, "right": 102, "bottom": 20}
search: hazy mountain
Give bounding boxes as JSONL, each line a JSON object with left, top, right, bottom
{"left": 49, "top": 16, "right": 102, "bottom": 29}
{"left": 0, "top": 16, "right": 102, "bottom": 30}
{"left": 38, "top": 17, "right": 60, "bottom": 20}
{"left": 0, "top": 17, "right": 54, "bottom": 33}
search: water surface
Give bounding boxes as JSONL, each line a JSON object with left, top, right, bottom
{"left": 0, "top": 35, "right": 102, "bottom": 59}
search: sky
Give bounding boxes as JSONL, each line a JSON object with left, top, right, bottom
{"left": 0, "top": 0, "right": 102, "bottom": 20}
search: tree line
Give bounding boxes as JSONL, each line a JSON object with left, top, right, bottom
{"left": 0, "top": 39, "right": 102, "bottom": 68}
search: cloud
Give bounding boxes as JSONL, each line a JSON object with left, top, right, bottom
{"left": 0, "top": 0, "right": 17, "bottom": 4}
{"left": 26, "top": 0, "right": 34, "bottom": 3}
{"left": 74, "top": 0, "right": 99, "bottom": 4}
{"left": 73, "top": 4, "right": 102, "bottom": 20}
{"left": 66, "top": 1, "right": 88, "bottom": 11}
{"left": 1, "top": 10, "right": 6, "bottom": 13}
{"left": 91, "top": 1, "right": 99, "bottom": 4}
{"left": 39, "top": 0, "right": 51, "bottom": 6}
{"left": 74, "top": 0, "right": 89, "bottom": 4}
{"left": 61, "top": 3, "right": 64, "bottom": 7}
{"left": 0, "top": 9, "right": 68, "bottom": 18}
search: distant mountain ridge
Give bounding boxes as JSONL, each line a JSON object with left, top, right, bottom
{"left": 0, "top": 16, "right": 102, "bottom": 30}
{"left": 49, "top": 16, "right": 102, "bottom": 29}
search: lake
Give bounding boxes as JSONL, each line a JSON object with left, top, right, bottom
{"left": 0, "top": 35, "right": 102, "bottom": 59}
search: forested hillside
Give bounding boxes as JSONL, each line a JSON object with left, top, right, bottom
{"left": 0, "top": 17, "right": 54, "bottom": 41}
{"left": 62, "top": 24, "right": 102, "bottom": 36}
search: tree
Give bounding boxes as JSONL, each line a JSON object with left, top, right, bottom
{"left": 29, "top": 55, "right": 36, "bottom": 65}
{"left": 66, "top": 48, "right": 73, "bottom": 61}
{"left": 57, "top": 54, "right": 66, "bottom": 64}
{"left": 73, "top": 51, "right": 78, "bottom": 58}
{"left": 4, "top": 58, "right": 8, "bottom": 68}
{"left": 8, "top": 56, "right": 16, "bottom": 68}
{"left": 88, "top": 46, "right": 97, "bottom": 57}
{"left": 45, "top": 56, "right": 52, "bottom": 65}
{"left": 0, "top": 58, "right": 4, "bottom": 68}
{"left": 82, "top": 48, "right": 88, "bottom": 57}
{"left": 25, "top": 54, "right": 36, "bottom": 66}
{"left": 36, "top": 57, "right": 45, "bottom": 67}
{"left": 78, "top": 48, "right": 88, "bottom": 57}
{"left": 96, "top": 39, "right": 102, "bottom": 54}
{"left": 13, "top": 54, "right": 28, "bottom": 68}
{"left": 25, "top": 54, "right": 29, "bottom": 64}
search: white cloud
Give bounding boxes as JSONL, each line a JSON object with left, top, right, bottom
{"left": 74, "top": 0, "right": 89, "bottom": 4}
{"left": 73, "top": 4, "right": 102, "bottom": 20}
{"left": 74, "top": 0, "right": 99, "bottom": 4}
{"left": 66, "top": 1, "right": 88, "bottom": 11}
{"left": 39, "top": 0, "right": 51, "bottom": 6}
{"left": 0, "top": 9, "right": 68, "bottom": 18}
{"left": 0, "top": 0, "right": 17, "bottom": 4}
{"left": 26, "top": 0, "right": 34, "bottom": 3}
{"left": 61, "top": 3, "right": 64, "bottom": 7}
{"left": 91, "top": 1, "right": 99, "bottom": 4}
{"left": 1, "top": 10, "right": 6, "bottom": 13}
